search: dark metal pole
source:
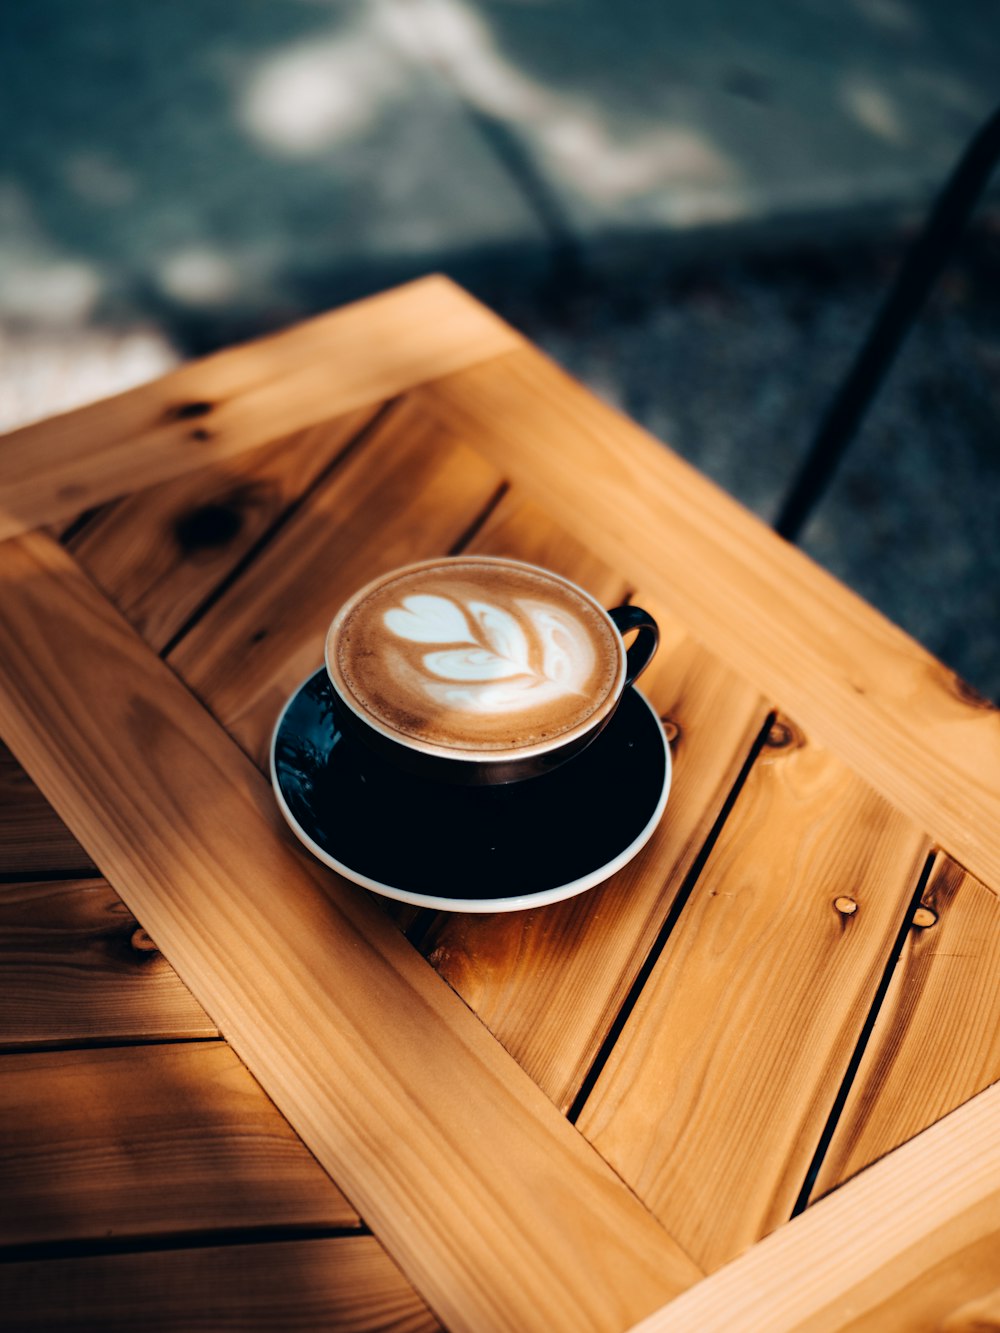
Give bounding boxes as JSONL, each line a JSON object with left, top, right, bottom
{"left": 774, "top": 104, "right": 1000, "bottom": 543}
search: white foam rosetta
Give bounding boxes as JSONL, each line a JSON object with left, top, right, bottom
{"left": 383, "top": 594, "right": 596, "bottom": 714}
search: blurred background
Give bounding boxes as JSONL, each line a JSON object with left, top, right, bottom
{"left": 2, "top": 0, "right": 998, "bottom": 697}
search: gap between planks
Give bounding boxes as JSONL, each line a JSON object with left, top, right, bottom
{"left": 790, "top": 849, "right": 939, "bottom": 1215}
{"left": 0, "top": 1234, "right": 443, "bottom": 1333}
{"left": 627, "top": 1078, "right": 1000, "bottom": 1332}
{"left": 0, "top": 875, "right": 219, "bottom": 1049}
{"left": 0, "top": 1224, "right": 371, "bottom": 1267}
{"left": 566, "top": 709, "right": 778, "bottom": 1124}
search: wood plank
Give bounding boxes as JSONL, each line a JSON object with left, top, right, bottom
{"left": 0, "top": 531, "right": 702, "bottom": 1332}
{"left": 0, "top": 742, "right": 96, "bottom": 878}
{"left": 0, "top": 1236, "right": 440, "bottom": 1332}
{"left": 416, "top": 492, "right": 770, "bottom": 1111}
{"left": 168, "top": 395, "right": 505, "bottom": 766}
{"left": 0, "top": 1042, "right": 359, "bottom": 1245}
{"left": 415, "top": 350, "right": 1000, "bottom": 892}
{"left": 578, "top": 717, "right": 930, "bottom": 1272}
{"left": 813, "top": 853, "right": 1000, "bottom": 1198}
{"left": 628, "top": 1080, "right": 1000, "bottom": 1333}
{"left": 66, "top": 405, "right": 380, "bottom": 652}
{"left": 0, "top": 276, "right": 521, "bottom": 541}
{"left": 0, "top": 878, "right": 217, "bottom": 1048}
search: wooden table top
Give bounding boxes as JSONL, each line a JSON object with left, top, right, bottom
{"left": 0, "top": 276, "right": 997, "bottom": 1332}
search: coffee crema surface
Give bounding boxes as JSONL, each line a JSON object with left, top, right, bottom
{"left": 327, "top": 559, "right": 625, "bottom": 755}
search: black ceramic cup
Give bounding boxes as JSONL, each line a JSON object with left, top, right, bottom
{"left": 323, "top": 556, "right": 658, "bottom": 786}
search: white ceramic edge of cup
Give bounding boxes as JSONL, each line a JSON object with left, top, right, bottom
{"left": 322, "top": 555, "right": 631, "bottom": 767}
{"left": 269, "top": 674, "right": 672, "bottom": 915}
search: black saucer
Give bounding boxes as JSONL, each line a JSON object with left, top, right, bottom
{"left": 270, "top": 669, "right": 671, "bottom": 913}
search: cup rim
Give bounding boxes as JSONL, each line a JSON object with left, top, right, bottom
{"left": 323, "top": 555, "right": 629, "bottom": 766}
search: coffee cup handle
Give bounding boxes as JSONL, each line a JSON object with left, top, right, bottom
{"left": 608, "top": 606, "right": 659, "bottom": 687}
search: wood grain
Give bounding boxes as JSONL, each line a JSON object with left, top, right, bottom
{"left": 169, "top": 395, "right": 505, "bottom": 765}
{"left": 416, "top": 351, "right": 1000, "bottom": 891}
{"left": 463, "top": 488, "right": 632, "bottom": 606}
{"left": 940, "top": 1287, "right": 1000, "bottom": 1332}
{"left": 628, "top": 1080, "right": 1000, "bottom": 1332}
{"left": 416, "top": 492, "right": 771, "bottom": 1110}
{"left": 0, "top": 878, "right": 217, "bottom": 1048}
{"left": 813, "top": 853, "right": 1000, "bottom": 1197}
{"left": 0, "top": 275, "right": 520, "bottom": 541}
{"left": 0, "top": 530, "right": 701, "bottom": 1332}
{"left": 0, "top": 742, "right": 96, "bottom": 878}
{"left": 66, "top": 405, "right": 380, "bottom": 652}
{"left": 578, "top": 717, "right": 930, "bottom": 1272}
{"left": 0, "top": 1237, "right": 441, "bottom": 1332}
{"left": 0, "top": 1042, "right": 359, "bottom": 1244}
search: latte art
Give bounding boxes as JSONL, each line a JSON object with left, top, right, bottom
{"left": 384, "top": 594, "right": 595, "bottom": 713}
{"left": 326, "top": 558, "right": 625, "bottom": 757}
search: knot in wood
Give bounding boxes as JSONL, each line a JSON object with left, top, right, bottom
{"left": 834, "top": 896, "right": 858, "bottom": 917}
{"left": 765, "top": 717, "right": 803, "bottom": 750}
{"left": 660, "top": 716, "right": 680, "bottom": 744}
{"left": 912, "top": 905, "right": 938, "bottom": 929}
{"left": 130, "top": 927, "right": 158, "bottom": 954}
{"left": 175, "top": 503, "right": 243, "bottom": 552}
{"left": 169, "top": 400, "right": 213, "bottom": 420}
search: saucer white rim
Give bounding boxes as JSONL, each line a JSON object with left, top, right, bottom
{"left": 269, "top": 670, "right": 672, "bottom": 915}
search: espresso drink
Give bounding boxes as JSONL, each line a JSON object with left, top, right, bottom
{"left": 326, "top": 558, "right": 626, "bottom": 759}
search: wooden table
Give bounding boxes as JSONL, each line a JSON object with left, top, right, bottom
{"left": 1, "top": 276, "right": 998, "bottom": 1332}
